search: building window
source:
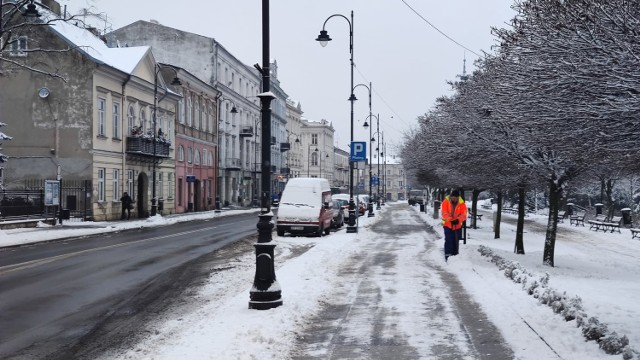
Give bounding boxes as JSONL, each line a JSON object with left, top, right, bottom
{"left": 127, "top": 170, "right": 134, "bottom": 197}
{"left": 166, "top": 116, "right": 172, "bottom": 144}
{"left": 178, "top": 91, "right": 185, "bottom": 124}
{"left": 187, "top": 147, "right": 193, "bottom": 163}
{"left": 194, "top": 150, "right": 201, "bottom": 165}
{"left": 168, "top": 173, "right": 174, "bottom": 199}
{"left": 98, "top": 98, "right": 106, "bottom": 136}
{"left": 178, "top": 177, "right": 183, "bottom": 206}
{"left": 159, "top": 172, "right": 164, "bottom": 199}
{"left": 113, "top": 102, "right": 120, "bottom": 139}
{"left": 178, "top": 145, "right": 184, "bottom": 161}
{"left": 311, "top": 152, "right": 318, "bottom": 166}
{"left": 9, "top": 36, "right": 27, "bottom": 57}
{"left": 202, "top": 104, "right": 208, "bottom": 132}
{"left": 208, "top": 106, "right": 214, "bottom": 133}
{"left": 311, "top": 134, "right": 318, "bottom": 145}
{"left": 140, "top": 108, "right": 147, "bottom": 133}
{"left": 112, "top": 169, "right": 120, "bottom": 201}
{"left": 98, "top": 168, "right": 105, "bottom": 202}
{"left": 127, "top": 105, "right": 135, "bottom": 135}
{"left": 187, "top": 96, "right": 192, "bottom": 126}
{"left": 194, "top": 98, "right": 200, "bottom": 129}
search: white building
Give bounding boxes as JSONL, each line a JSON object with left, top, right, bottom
{"left": 285, "top": 99, "right": 304, "bottom": 179}
{"left": 300, "top": 119, "right": 334, "bottom": 180}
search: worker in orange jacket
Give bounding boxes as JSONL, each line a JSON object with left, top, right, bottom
{"left": 441, "top": 190, "right": 468, "bottom": 261}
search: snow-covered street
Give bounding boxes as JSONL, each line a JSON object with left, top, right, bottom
{"left": 2, "top": 202, "right": 639, "bottom": 359}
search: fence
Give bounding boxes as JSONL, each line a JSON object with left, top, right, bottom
{"left": 1, "top": 179, "right": 92, "bottom": 222}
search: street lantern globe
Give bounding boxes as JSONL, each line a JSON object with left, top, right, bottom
{"left": 371, "top": 137, "right": 375, "bottom": 142}
{"left": 315, "top": 30, "right": 332, "bottom": 47}
{"left": 295, "top": 138, "right": 300, "bottom": 143}
{"left": 170, "top": 77, "right": 182, "bottom": 86}
{"left": 230, "top": 106, "right": 238, "bottom": 114}
{"left": 363, "top": 121, "right": 369, "bottom": 129}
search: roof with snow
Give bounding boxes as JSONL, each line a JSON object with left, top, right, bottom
{"left": 41, "top": 9, "right": 149, "bottom": 75}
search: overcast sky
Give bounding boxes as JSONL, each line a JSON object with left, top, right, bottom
{"left": 61, "top": 0, "right": 515, "bottom": 153}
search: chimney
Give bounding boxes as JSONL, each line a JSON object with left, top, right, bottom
{"left": 41, "top": 0, "right": 61, "bottom": 16}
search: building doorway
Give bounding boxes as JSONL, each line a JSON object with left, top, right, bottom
{"left": 137, "top": 172, "right": 149, "bottom": 218}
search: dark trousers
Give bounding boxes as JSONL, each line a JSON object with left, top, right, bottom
{"left": 443, "top": 226, "right": 461, "bottom": 256}
{"left": 121, "top": 207, "right": 130, "bottom": 220}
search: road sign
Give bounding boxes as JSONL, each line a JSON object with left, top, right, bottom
{"left": 350, "top": 141, "right": 366, "bottom": 161}
{"left": 371, "top": 176, "right": 378, "bottom": 186}
{"left": 186, "top": 175, "right": 196, "bottom": 183}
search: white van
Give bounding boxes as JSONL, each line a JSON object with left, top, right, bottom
{"left": 276, "top": 178, "right": 333, "bottom": 237}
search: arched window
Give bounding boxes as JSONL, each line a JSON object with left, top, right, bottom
{"left": 311, "top": 152, "right": 318, "bottom": 166}
{"left": 194, "top": 98, "right": 199, "bottom": 129}
{"left": 194, "top": 150, "right": 201, "bottom": 165}
{"left": 208, "top": 150, "right": 214, "bottom": 166}
{"left": 208, "top": 106, "right": 214, "bottom": 133}
{"left": 186, "top": 95, "right": 192, "bottom": 126}
{"left": 202, "top": 105, "right": 208, "bottom": 132}
{"left": 139, "top": 108, "right": 147, "bottom": 133}
{"left": 178, "top": 91, "right": 185, "bottom": 124}
{"left": 178, "top": 145, "right": 184, "bottom": 161}
{"left": 127, "top": 105, "right": 135, "bottom": 135}
{"left": 187, "top": 147, "right": 193, "bottom": 163}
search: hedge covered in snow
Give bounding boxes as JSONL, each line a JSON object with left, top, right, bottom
{"left": 478, "top": 246, "right": 636, "bottom": 359}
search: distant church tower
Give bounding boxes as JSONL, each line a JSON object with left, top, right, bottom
{"left": 459, "top": 53, "right": 469, "bottom": 82}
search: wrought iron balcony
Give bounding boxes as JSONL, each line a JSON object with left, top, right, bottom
{"left": 240, "top": 126, "right": 254, "bottom": 137}
{"left": 281, "top": 167, "right": 290, "bottom": 175}
{"left": 280, "top": 142, "right": 290, "bottom": 152}
{"left": 225, "top": 157, "right": 242, "bottom": 170}
{"left": 126, "top": 136, "right": 170, "bottom": 158}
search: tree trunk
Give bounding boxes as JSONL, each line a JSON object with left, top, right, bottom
{"left": 543, "top": 178, "right": 562, "bottom": 267}
{"left": 514, "top": 185, "right": 526, "bottom": 254}
{"left": 605, "top": 179, "right": 614, "bottom": 219}
{"left": 494, "top": 191, "right": 502, "bottom": 239}
{"left": 471, "top": 189, "right": 480, "bottom": 229}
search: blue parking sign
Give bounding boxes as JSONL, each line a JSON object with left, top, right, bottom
{"left": 371, "top": 176, "right": 378, "bottom": 186}
{"left": 350, "top": 141, "right": 366, "bottom": 161}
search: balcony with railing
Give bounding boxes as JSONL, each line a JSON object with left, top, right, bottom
{"left": 126, "top": 136, "right": 171, "bottom": 158}
{"left": 225, "top": 157, "right": 242, "bottom": 170}
{"left": 239, "top": 126, "right": 254, "bottom": 137}
{"left": 279, "top": 142, "right": 290, "bottom": 152}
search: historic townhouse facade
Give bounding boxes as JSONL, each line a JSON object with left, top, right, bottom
{"left": 107, "top": 20, "right": 262, "bottom": 208}
{"left": 269, "top": 61, "right": 289, "bottom": 195}
{"left": 333, "top": 147, "right": 350, "bottom": 191}
{"left": 1, "top": 3, "right": 179, "bottom": 221}
{"left": 285, "top": 99, "right": 304, "bottom": 179}
{"left": 300, "top": 119, "right": 334, "bottom": 180}
{"left": 168, "top": 65, "right": 219, "bottom": 212}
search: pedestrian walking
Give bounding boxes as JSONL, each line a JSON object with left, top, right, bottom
{"left": 120, "top": 192, "right": 133, "bottom": 220}
{"left": 441, "top": 190, "right": 467, "bottom": 261}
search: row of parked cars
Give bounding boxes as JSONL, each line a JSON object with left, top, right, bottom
{"left": 276, "top": 178, "right": 370, "bottom": 237}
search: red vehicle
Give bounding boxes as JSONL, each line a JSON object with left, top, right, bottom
{"left": 276, "top": 178, "right": 333, "bottom": 237}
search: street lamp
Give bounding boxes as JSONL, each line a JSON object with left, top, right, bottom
{"left": 307, "top": 146, "right": 318, "bottom": 177}
{"left": 319, "top": 151, "right": 330, "bottom": 179}
{"left": 215, "top": 96, "right": 237, "bottom": 210}
{"left": 363, "top": 113, "right": 378, "bottom": 217}
{"left": 249, "top": 0, "right": 282, "bottom": 310}
{"left": 316, "top": 10, "right": 358, "bottom": 233}
{"left": 283, "top": 131, "right": 300, "bottom": 180}
{"left": 151, "top": 64, "right": 181, "bottom": 216}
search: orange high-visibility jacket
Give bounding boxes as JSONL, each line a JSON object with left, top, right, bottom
{"left": 441, "top": 195, "right": 468, "bottom": 230}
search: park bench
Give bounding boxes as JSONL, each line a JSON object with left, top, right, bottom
{"left": 570, "top": 211, "right": 586, "bottom": 226}
{"left": 468, "top": 212, "right": 483, "bottom": 221}
{"left": 557, "top": 210, "right": 567, "bottom": 223}
{"left": 481, "top": 203, "right": 492, "bottom": 210}
{"left": 601, "top": 216, "right": 622, "bottom": 233}
{"left": 630, "top": 228, "right": 640, "bottom": 239}
{"left": 588, "top": 214, "right": 608, "bottom": 231}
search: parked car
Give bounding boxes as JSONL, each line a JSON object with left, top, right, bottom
{"left": 333, "top": 194, "right": 366, "bottom": 217}
{"left": 276, "top": 178, "right": 333, "bottom": 237}
{"left": 357, "top": 194, "right": 370, "bottom": 216}
{"left": 332, "top": 200, "right": 345, "bottom": 228}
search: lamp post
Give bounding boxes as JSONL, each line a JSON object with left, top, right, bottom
{"left": 284, "top": 131, "right": 300, "bottom": 180}
{"left": 151, "top": 65, "right": 181, "bottom": 216}
{"left": 307, "top": 145, "right": 318, "bottom": 177}
{"left": 249, "top": 0, "right": 282, "bottom": 310}
{"left": 316, "top": 10, "right": 357, "bottom": 233}
{"left": 353, "top": 82, "right": 374, "bottom": 217}
{"left": 375, "top": 115, "right": 381, "bottom": 210}
{"left": 319, "top": 151, "right": 330, "bottom": 179}
{"left": 215, "top": 96, "right": 238, "bottom": 210}
{"left": 381, "top": 131, "right": 386, "bottom": 205}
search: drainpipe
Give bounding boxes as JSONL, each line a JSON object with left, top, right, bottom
{"left": 121, "top": 74, "right": 131, "bottom": 199}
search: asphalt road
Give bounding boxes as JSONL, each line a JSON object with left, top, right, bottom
{"left": 0, "top": 212, "right": 260, "bottom": 359}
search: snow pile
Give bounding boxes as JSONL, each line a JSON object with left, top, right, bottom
{"left": 478, "top": 245, "right": 637, "bottom": 359}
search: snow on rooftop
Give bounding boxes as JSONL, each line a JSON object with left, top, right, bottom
{"left": 43, "top": 10, "right": 148, "bottom": 74}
